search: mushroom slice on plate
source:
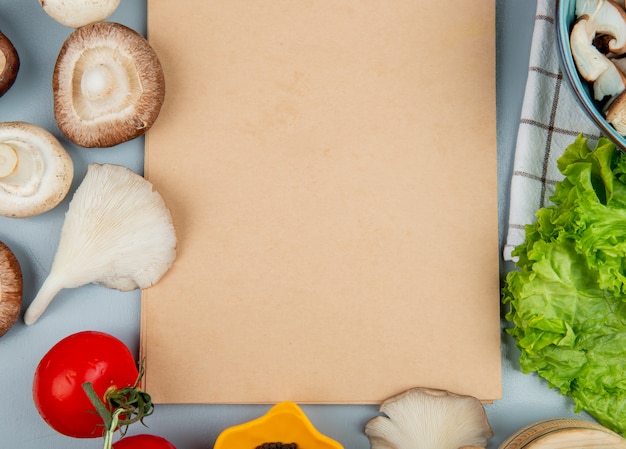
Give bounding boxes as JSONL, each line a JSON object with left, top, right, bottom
{"left": 0, "top": 240, "right": 22, "bottom": 337}
{"left": 0, "top": 30, "right": 19, "bottom": 97}
{"left": 0, "top": 122, "right": 73, "bottom": 218}
{"left": 39, "top": 0, "right": 120, "bottom": 28}
{"left": 53, "top": 22, "right": 165, "bottom": 148}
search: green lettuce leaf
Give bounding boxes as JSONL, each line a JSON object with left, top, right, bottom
{"left": 503, "top": 135, "right": 626, "bottom": 434}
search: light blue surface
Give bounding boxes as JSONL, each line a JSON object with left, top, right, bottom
{"left": 0, "top": 1, "right": 599, "bottom": 448}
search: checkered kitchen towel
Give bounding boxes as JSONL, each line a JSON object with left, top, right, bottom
{"left": 503, "top": 0, "right": 604, "bottom": 261}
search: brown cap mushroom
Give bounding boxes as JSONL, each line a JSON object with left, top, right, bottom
{"left": 0, "top": 122, "right": 74, "bottom": 218}
{"left": 0, "top": 30, "right": 19, "bottom": 97}
{"left": 0, "top": 240, "right": 22, "bottom": 337}
{"left": 52, "top": 22, "right": 165, "bottom": 148}
{"left": 365, "top": 387, "right": 493, "bottom": 449}
{"left": 39, "top": 0, "right": 120, "bottom": 28}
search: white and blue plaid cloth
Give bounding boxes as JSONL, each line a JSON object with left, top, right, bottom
{"left": 503, "top": 0, "right": 603, "bottom": 261}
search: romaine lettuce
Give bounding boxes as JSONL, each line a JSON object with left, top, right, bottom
{"left": 503, "top": 135, "right": 626, "bottom": 434}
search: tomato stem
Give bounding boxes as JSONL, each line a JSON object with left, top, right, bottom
{"left": 81, "top": 362, "right": 154, "bottom": 447}
{"left": 102, "top": 408, "right": 124, "bottom": 449}
{"left": 83, "top": 381, "right": 114, "bottom": 431}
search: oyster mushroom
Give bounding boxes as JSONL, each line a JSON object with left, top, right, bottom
{"left": 52, "top": 22, "right": 165, "bottom": 148}
{"left": 39, "top": 0, "right": 120, "bottom": 28}
{"left": 0, "top": 30, "right": 19, "bottom": 97}
{"left": 24, "top": 163, "right": 176, "bottom": 325}
{"left": 0, "top": 122, "right": 73, "bottom": 218}
{"left": 364, "top": 387, "right": 493, "bottom": 449}
{"left": 0, "top": 241, "right": 22, "bottom": 337}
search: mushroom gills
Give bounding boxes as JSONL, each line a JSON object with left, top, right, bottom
{"left": 73, "top": 47, "right": 142, "bottom": 121}
{"left": 23, "top": 163, "right": 177, "bottom": 325}
{"left": 365, "top": 387, "right": 493, "bottom": 449}
{"left": 53, "top": 22, "right": 165, "bottom": 147}
{"left": 0, "top": 122, "right": 73, "bottom": 218}
{"left": 0, "top": 140, "right": 44, "bottom": 196}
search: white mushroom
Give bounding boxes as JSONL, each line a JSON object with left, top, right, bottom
{"left": 24, "top": 163, "right": 176, "bottom": 325}
{"left": 53, "top": 22, "right": 165, "bottom": 148}
{"left": 39, "top": 0, "right": 120, "bottom": 29}
{"left": 364, "top": 387, "right": 493, "bottom": 449}
{"left": 0, "top": 122, "right": 73, "bottom": 218}
{"left": 0, "top": 240, "right": 22, "bottom": 337}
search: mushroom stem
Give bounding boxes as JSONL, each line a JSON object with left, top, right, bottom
{"left": 81, "top": 63, "right": 114, "bottom": 102}
{"left": 0, "top": 143, "right": 17, "bottom": 178}
{"left": 23, "top": 276, "right": 64, "bottom": 325}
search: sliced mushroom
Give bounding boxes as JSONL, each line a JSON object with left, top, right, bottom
{"left": 571, "top": 15, "right": 613, "bottom": 82}
{"left": 0, "top": 240, "right": 22, "bottom": 337}
{"left": 53, "top": 22, "right": 165, "bottom": 148}
{"left": 365, "top": 387, "right": 493, "bottom": 449}
{"left": 0, "top": 122, "right": 73, "bottom": 218}
{"left": 575, "top": 0, "right": 626, "bottom": 54}
{"left": 0, "top": 30, "right": 19, "bottom": 97}
{"left": 594, "top": 58, "right": 626, "bottom": 100}
{"left": 24, "top": 163, "right": 177, "bottom": 325}
{"left": 605, "top": 88, "right": 626, "bottom": 133}
{"left": 39, "top": 0, "right": 120, "bottom": 28}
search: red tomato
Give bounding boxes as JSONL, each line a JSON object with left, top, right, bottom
{"left": 32, "top": 330, "right": 139, "bottom": 438}
{"left": 113, "top": 434, "right": 177, "bottom": 449}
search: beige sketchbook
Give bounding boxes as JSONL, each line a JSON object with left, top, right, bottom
{"left": 142, "top": 0, "right": 501, "bottom": 404}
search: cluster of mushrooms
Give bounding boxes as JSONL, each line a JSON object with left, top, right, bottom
{"left": 0, "top": 0, "right": 176, "bottom": 336}
{"left": 571, "top": 0, "right": 626, "bottom": 134}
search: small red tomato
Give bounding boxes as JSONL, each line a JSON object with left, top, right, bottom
{"left": 113, "top": 434, "right": 177, "bottom": 449}
{"left": 33, "top": 330, "right": 139, "bottom": 438}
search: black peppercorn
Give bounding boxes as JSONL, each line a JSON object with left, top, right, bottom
{"left": 255, "top": 443, "right": 298, "bottom": 449}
